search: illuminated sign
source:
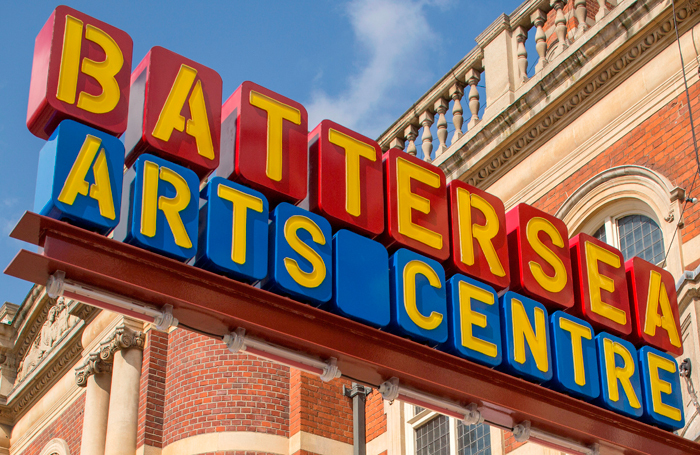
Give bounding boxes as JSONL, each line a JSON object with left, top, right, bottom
{"left": 26, "top": 6, "right": 687, "bottom": 433}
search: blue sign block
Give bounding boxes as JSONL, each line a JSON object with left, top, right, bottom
{"left": 122, "top": 154, "right": 199, "bottom": 261}
{"left": 501, "top": 292, "right": 552, "bottom": 383}
{"left": 550, "top": 311, "right": 600, "bottom": 400}
{"left": 389, "top": 249, "right": 447, "bottom": 344}
{"left": 639, "top": 346, "right": 685, "bottom": 430}
{"left": 596, "top": 332, "right": 644, "bottom": 418}
{"left": 195, "top": 177, "right": 269, "bottom": 283}
{"left": 447, "top": 275, "right": 501, "bottom": 367}
{"left": 331, "top": 230, "right": 390, "bottom": 328}
{"left": 266, "top": 203, "right": 332, "bottom": 305}
{"left": 34, "top": 119, "right": 124, "bottom": 234}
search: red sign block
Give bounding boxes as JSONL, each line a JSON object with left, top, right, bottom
{"left": 626, "top": 257, "right": 683, "bottom": 356}
{"left": 123, "top": 47, "right": 222, "bottom": 180}
{"left": 308, "top": 120, "right": 384, "bottom": 236}
{"left": 506, "top": 203, "right": 574, "bottom": 310}
{"left": 220, "top": 81, "right": 308, "bottom": 205}
{"left": 27, "top": 5, "right": 133, "bottom": 139}
{"left": 570, "top": 234, "right": 631, "bottom": 336}
{"left": 382, "top": 149, "right": 449, "bottom": 261}
{"left": 447, "top": 181, "right": 509, "bottom": 290}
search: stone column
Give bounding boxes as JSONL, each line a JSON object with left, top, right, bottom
{"left": 76, "top": 353, "right": 113, "bottom": 455}
{"left": 102, "top": 326, "right": 145, "bottom": 455}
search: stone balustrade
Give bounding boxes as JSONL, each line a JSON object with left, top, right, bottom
{"left": 377, "top": 0, "right": 619, "bottom": 164}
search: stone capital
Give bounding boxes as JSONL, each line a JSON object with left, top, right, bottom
{"left": 98, "top": 325, "right": 145, "bottom": 363}
{"left": 75, "top": 352, "right": 113, "bottom": 387}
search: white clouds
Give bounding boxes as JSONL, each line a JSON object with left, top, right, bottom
{"left": 306, "top": 0, "right": 451, "bottom": 139}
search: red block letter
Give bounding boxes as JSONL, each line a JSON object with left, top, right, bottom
{"left": 220, "top": 81, "right": 308, "bottom": 205}
{"left": 123, "top": 47, "right": 222, "bottom": 180}
{"left": 447, "top": 181, "right": 509, "bottom": 290}
{"left": 383, "top": 149, "right": 449, "bottom": 261}
{"left": 27, "top": 6, "right": 133, "bottom": 139}
{"left": 506, "top": 203, "right": 574, "bottom": 310}
{"left": 627, "top": 257, "right": 683, "bottom": 356}
{"left": 308, "top": 120, "right": 384, "bottom": 236}
{"left": 570, "top": 233, "right": 631, "bottom": 336}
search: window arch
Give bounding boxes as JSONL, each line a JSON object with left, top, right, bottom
{"left": 39, "top": 438, "right": 70, "bottom": 455}
{"left": 555, "top": 165, "right": 684, "bottom": 275}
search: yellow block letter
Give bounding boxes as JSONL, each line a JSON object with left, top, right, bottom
{"left": 602, "top": 338, "right": 641, "bottom": 408}
{"left": 526, "top": 217, "right": 567, "bottom": 293}
{"left": 396, "top": 158, "right": 442, "bottom": 250}
{"left": 56, "top": 16, "right": 124, "bottom": 114}
{"left": 458, "top": 280, "right": 497, "bottom": 358}
{"left": 644, "top": 270, "right": 682, "bottom": 348}
{"left": 511, "top": 299, "right": 549, "bottom": 372}
{"left": 646, "top": 351, "right": 682, "bottom": 422}
{"left": 284, "top": 216, "right": 327, "bottom": 288}
{"left": 559, "top": 318, "right": 592, "bottom": 386}
{"left": 140, "top": 161, "right": 193, "bottom": 248}
{"left": 57, "top": 135, "right": 115, "bottom": 220}
{"left": 456, "top": 188, "right": 505, "bottom": 277}
{"left": 217, "top": 184, "right": 264, "bottom": 264}
{"left": 585, "top": 241, "right": 627, "bottom": 326}
{"left": 328, "top": 128, "right": 376, "bottom": 217}
{"left": 403, "top": 260, "right": 443, "bottom": 330}
{"left": 249, "top": 91, "right": 302, "bottom": 182}
{"left": 152, "top": 65, "right": 215, "bottom": 160}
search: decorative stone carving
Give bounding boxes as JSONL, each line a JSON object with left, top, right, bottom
{"left": 665, "top": 210, "right": 675, "bottom": 223}
{"left": 16, "top": 298, "right": 78, "bottom": 383}
{"left": 98, "top": 325, "right": 145, "bottom": 363}
{"left": 75, "top": 352, "right": 113, "bottom": 387}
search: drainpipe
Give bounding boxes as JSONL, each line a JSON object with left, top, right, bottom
{"left": 344, "top": 382, "right": 372, "bottom": 455}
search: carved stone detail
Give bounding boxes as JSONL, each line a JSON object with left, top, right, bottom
{"left": 98, "top": 325, "right": 145, "bottom": 363}
{"left": 665, "top": 210, "right": 675, "bottom": 223}
{"left": 462, "top": 2, "right": 699, "bottom": 188}
{"left": 16, "top": 297, "right": 79, "bottom": 383}
{"left": 75, "top": 352, "right": 113, "bottom": 388}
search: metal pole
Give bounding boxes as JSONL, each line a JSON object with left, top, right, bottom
{"left": 344, "top": 382, "right": 372, "bottom": 455}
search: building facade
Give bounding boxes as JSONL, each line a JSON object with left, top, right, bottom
{"left": 3, "top": 0, "right": 700, "bottom": 454}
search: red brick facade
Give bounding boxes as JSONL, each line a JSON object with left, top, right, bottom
{"left": 21, "top": 393, "right": 85, "bottom": 455}
{"left": 365, "top": 389, "right": 387, "bottom": 443}
{"left": 137, "top": 329, "right": 168, "bottom": 449}
{"left": 163, "top": 330, "right": 290, "bottom": 447}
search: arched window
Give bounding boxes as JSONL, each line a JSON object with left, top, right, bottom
{"left": 593, "top": 214, "right": 664, "bottom": 264}
{"left": 39, "top": 439, "right": 70, "bottom": 455}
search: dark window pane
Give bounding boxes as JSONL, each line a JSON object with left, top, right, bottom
{"left": 457, "top": 422, "right": 491, "bottom": 455}
{"left": 416, "top": 415, "right": 450, "bottom": 455}
{"left": 593, "top": 224, "right": 607, "bottom": 244}
{"left": 617, "top": 215, "right": 664, "bottom": 264}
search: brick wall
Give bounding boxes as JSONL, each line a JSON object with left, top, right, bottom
{"left": 20, "top": 393, "right": 85, "bottom": 455}
{"left": 533, "top": 80, "right": 700, "bottom": 247}
{"left": 137, "top": 329, "right": 168, "bottom": 449}
{"left": 163, "top": 329, "right": 290, "bottom": 447}
{"left": 504, "top": 430, "right": 526, "bottom": 454}
{"left": 289, "top": 369, "right": 353, "bottom": 445}
{"left": 365, "top": 389, "right": 387, "bottom": 443}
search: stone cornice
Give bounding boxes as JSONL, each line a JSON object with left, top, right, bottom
{"left": 436, "top": 0, "right": 700, "bottom": 189}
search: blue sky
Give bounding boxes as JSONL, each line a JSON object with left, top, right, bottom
{"left": 0, "top": 0, "right": 523, "bottom": 306}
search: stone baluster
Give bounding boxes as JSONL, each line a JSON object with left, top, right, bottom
{"left": 434, "top": 98, "right": 449, "bottom": 156}
{"left": 103, "top": 326, "right": 145, "bottom": 455}
{"left": 77, "top": 352, "right": 113, "bottom": 455}
{"left": 551, "top": 0, "right": 568, "bottom": 54}
{"left": 531, "top": 10, "right": 548, "bottom": 72}
{"left": 419, "top": 111, "right": 434, "bottom": 163}
{"left": 574, "top": 0, "right": 589, "bottom": 39}
{"left": 390, "top": 137, "right": 405, "bottom": 152}
{"left": 596, "top": 0, "right": 615, "bottom": 21}
{"left": 514, "top": 26, "right": 529, "bottom": 85}
{"left": 449, "top": 83, "right": 464, "bottom": 145}
{"left": 404, "top": 124, "right": 419, "bottom": 156}
{"left": 465, "top": 69, "right": 481, "bottom": 129}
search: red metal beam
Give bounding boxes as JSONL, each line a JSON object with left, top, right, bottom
{"left": 6, "top": 212, "right": 700, "bottom": 455}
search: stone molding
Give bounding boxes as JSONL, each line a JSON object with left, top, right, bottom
{"left": 39, "top": 438, "right": 70, "bottom": 455}
{"left": 437, "top": 0, "right": 700, "bottom": 188}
